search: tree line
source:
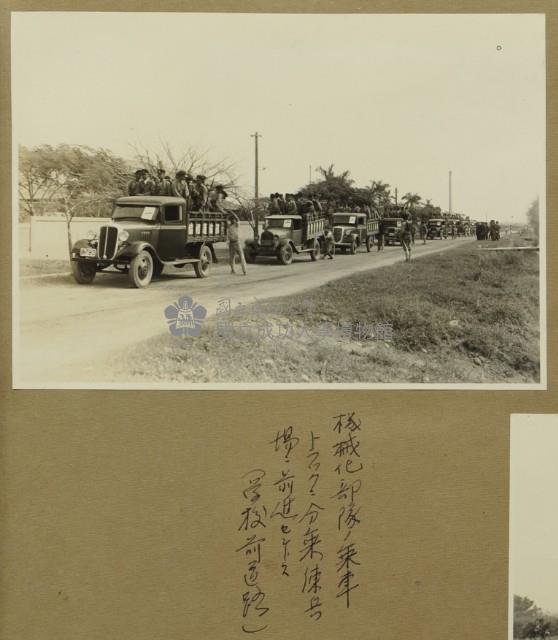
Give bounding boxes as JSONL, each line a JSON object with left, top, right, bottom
{"left": 514, "top": 595, "right": 558, "bottom": 639}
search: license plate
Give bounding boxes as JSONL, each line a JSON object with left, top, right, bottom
{"left": 79, "top": 247, "right": 97, "bottom": 258}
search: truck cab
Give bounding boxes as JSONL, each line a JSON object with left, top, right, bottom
{"left": 427, "top": 218, "right": 448, "bottom": 239}
{"left": 381, "top": 217, "right": 403, "bottom": 245}
{"left": 70, "top": 196, "right": 228, "bottom": 287}
{"left": 245, "top": 214, "right": 325, "bottom": 265}
{"left": 331, "top": 213, "right": 379, "bottom": 253}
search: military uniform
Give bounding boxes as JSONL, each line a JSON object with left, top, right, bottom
{"left": 399, "top": 219, "right": 413, "bottom": 262}
{"left": 172, "top": 171, "right": 190, "bottom": 200}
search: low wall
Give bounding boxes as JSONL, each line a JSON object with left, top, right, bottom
{"left": 20, "top": 216, "right": 254, "bottom": 260}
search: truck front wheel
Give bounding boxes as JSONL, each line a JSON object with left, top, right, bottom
{"left": 71, "top": 260, "right": 96, "bottom": 284}
{"left": 245, "top": 247, "right": 258, "bottom": 263}
{"left": 128, "top": 250, "right": 153, "bottom": 288}
{"left": 194, "top": 245, "right": 212, "bottom": 278}
{"left": 278, "top": 244, "right": 293, "bottom": 265}
{"left": 349, "top": 239, "right": 357, "bottom": 255}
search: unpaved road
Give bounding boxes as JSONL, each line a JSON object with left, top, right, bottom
{"left": 15, "top": 238, "right": 473, "bottom": 385}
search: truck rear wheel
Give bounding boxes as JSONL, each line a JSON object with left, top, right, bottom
{"left": 128, "top": 250, "right": 153, "bottom": 288}
{"left": 310, "top": 240, "right": 321, "bottom": 261}
{"left": 366, "top": 235, "right": 373, "bottom": 252}
{"left": 71, "top": 260, "right": 96, "bottom": 284}
{"left": 278, "top": 244, "right": 293, "bottom": 265}
{"left": 194, "top": 245, "right": 212, "bottom": 278}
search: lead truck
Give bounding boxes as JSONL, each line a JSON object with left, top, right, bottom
{"left": 70, "top": 196, "right": 228, "bottom": 288}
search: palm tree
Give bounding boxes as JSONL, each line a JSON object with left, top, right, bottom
{"left": 402, "top": 192, "right": 422, "bottom": 210}
{"left": 369, "top": 180, "right": 391, "bottom": 206}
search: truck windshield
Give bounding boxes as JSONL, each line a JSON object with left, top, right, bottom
{"left": 332, "top": 215, "right": 357, "bottom": 225}
{"left": 113, "top": 205, "right": 159, "bottom": 222}
{"left": 266, "top": 218, "right": 293, "bottom": 229}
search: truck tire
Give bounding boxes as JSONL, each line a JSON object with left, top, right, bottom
{"left": 194, "top": 245, "right": 212, "bottom": 278}
{"left": 71, "top": 260, "right": 96, "bottom": 284}
{"left": 128, "top": 250, "right": 153, "bottom": 288}
{"left": 310, "top": 240, "right": 321, "bottom": 261}
{"left": 366, "top": 235, "right": 373, "bottom": 252}
{"left": 349, "top": 238, "right": 357, "bottom": 255}
{"left": 278, "top": 244, "right": 293, "bottom": 265}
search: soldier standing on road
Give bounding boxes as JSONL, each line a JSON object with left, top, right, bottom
{"left": 321, "top": 223, "right": 335, "bottom": 260}
{"left": 420, "top": 219, "right": 428, "bottom": 244}
{"left": 227, "top": 213, "right": 247, "bottom": 275}
{"left": 399, "top": 216, "right": 413, "bottom": 263}
{"left": 377, "top": 219, "right": 385, "bottom": 251}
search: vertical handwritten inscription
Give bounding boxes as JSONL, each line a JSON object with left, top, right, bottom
{"left": 270, "top": 427, "right": 300, "bottom": 577}
{"left": 332, "top": 413, "right": 363, "bottom": 608}
{"left": 300, "top": 431, "right": 324, "bottom": 620}
{"left": 237, "top": 413, "right": 364, "bottom": 632}
{"left": 237, "top": 469, "right": 270, "bottom": 634}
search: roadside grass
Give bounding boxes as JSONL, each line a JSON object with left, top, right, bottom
{"left": 118, "top": 235, "right": 540, "bottom": 384}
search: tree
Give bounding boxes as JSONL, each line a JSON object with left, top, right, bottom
{"left": 402, "top": 192, "right": 422, "bottom": 211}
{"left": 298, "top": 164, "right": 355, "bottom": 203}
{"left": 131, "top": 141, "right": 240, "bottom": 195}
{"left": 18, "top": 144, "right": 130, "bottom": 255}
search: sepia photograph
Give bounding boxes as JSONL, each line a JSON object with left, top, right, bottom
{"left": 11, "top": 12, "right": 546, "bottom": 389}
{"left": 510, "top": 414, "right": 558, "bottom": 640}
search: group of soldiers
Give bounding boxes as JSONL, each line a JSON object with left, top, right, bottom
{"left": 268, "top": 193, "right": 380, "bottom": 218}
{"left": 475, "top": 220, "right": 501, "bottom": 241}
{"left": 127, "top": 168, "right": 229, "bottom": 212}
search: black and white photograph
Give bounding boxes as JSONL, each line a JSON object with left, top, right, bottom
{"left": 12, "top": 12, "right": 546, "bottom": 389}
{"left": 510, "top": 414, "right": 558, "bottom": 640}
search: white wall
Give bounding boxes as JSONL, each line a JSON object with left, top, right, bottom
{"left": 21, "top": 216, "right": 255, "bottom": 260}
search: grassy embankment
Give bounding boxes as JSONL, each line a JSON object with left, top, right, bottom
{"left": 117, "top": 234, "right": 540, "bottom": 384}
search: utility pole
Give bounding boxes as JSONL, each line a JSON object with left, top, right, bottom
{"left": 309, "top": 164, "right": 312, "bottom": 186}
{"left": 449, "top": 170, "right": 453, "bottom": 216}
{"left": 251, "top": 131, "right": 261, "bottom": 237}
{"left": 394, "top": 187, "right": 398, "bottom": 206}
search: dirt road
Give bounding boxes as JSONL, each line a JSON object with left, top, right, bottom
{"left": 15, "top": 238, "right": 473, "bottom": 386}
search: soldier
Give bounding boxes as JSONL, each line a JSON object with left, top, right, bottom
{"left": 276, "top": 193, "right": 286, "bottom": 213}
{"left": 210, "top": 184, "right": 228, "bottom": 213}
{"left": 268, "top": 193, "right": 281, "bottom": 214}
{"left": 172, "top": 170, "right": 190, "bottom": 200}
{"left": 399, "top": 215, "right": 413, "bottom": 262}
{"left": 321, "top": 222, "right": 334, "bottom": 260}
{"left": 140, "top": 169, "right": 155, "bottom": 195}
{"left": 127, "top": 170, "right": 143, "bottom": 196}
{"left": 226, "top": 212, "right": 247, "bottom": 275}
{"left": 377, "top": 218, "right": 385, "bottom": 251}
{"left": 190, "top": 175, "right": 209, "bottom": 211}
{"left": 154, "top": 168, "right": 173, "bottom": 196}
{"left": 284, "top": 193, "right": 296, "bottom": 214}
{"left": 312, "top": 197, "right": 323, "bottom": 217}
{"left": 420, "top": 219, "right": 428, "bottom": 244}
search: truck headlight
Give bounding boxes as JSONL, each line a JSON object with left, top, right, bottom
{"left": 118, "top": 230, "right": 130, "bottom": 242}
{"left": 86, "top": 230, "right": 97, "bottom": 241}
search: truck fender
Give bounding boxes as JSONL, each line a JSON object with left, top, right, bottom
{"left": 116, "top": 241, "right": 160, "bottom": 262}
{"left": 281, "top": 239, "right": 298, "bottom": 254}
{"left": 71, "top": 239, "right": 92, "bottom": 252}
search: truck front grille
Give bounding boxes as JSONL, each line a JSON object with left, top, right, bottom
{"left": 333, "top": 227, "right": 343, "bottom": 242}
{"left": 98, "top": 226, "right": 118, "bottom": 260}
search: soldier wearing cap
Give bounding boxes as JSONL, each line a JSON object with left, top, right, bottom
{"left": 128, "top": 170, "right": 143, "bottom": 196}
{"left": 268, "top": 193, "right": 281, "bottom": 214}
{"left": 190, "top": 175, "right": 209, "bottom": 211}
{"left": 285, "top": 193, "right": 298, "bottom": 214}
{"left": 172, "top": 170, "right": 190, "bottom": 200}
{"left": 154, "top": 168, "right": 173, "bottom": 197}
{"left": 210, "top": 184, "right": 229, "bottom": 214}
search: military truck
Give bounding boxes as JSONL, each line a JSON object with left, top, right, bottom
{"left": 70, "top": 196, "right": 228, "bottom": 288}
{"left": 244, "top": 213, "right": 325, "bottom": 265}
{"left": 382, "top": 217, "right": 403, "bottom": 246}
{"left": 427, "top": 218, "right": 448, "bottom": 239}
{"left": 331, "top": 212, "right": 380, "bottom": 253}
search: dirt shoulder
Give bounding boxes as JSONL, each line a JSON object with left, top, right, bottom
{"left": 115, "top": 235, "right": 540, "bottom": 384}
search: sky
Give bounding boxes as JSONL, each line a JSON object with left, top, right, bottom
{"left": 510, "top": 415, "right": 558, "bottom": 615}
{"left": 12, "top": 12, "right": 545, "bottom": 223}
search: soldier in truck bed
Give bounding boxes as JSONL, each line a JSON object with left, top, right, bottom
{"left": 191, "top": 175, "right": 209, "bottom": 211}
{"left": 172, "top": 170, "right": 190, "bottom": 200}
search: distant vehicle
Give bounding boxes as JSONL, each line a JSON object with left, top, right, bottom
{"left": 245, "top": 213, "right": 325, "bottom": 265}
{"left": 427, "top": 218, "right": 448, "bottom": 239}
{"left": 70, "top": 196, "right": 228, "bottom": 287}
{"left": 382, "top": 217, "right": 403, "bottom": 246}
{"left": 331, "top": 212, "right": 380, "bottom": 253}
